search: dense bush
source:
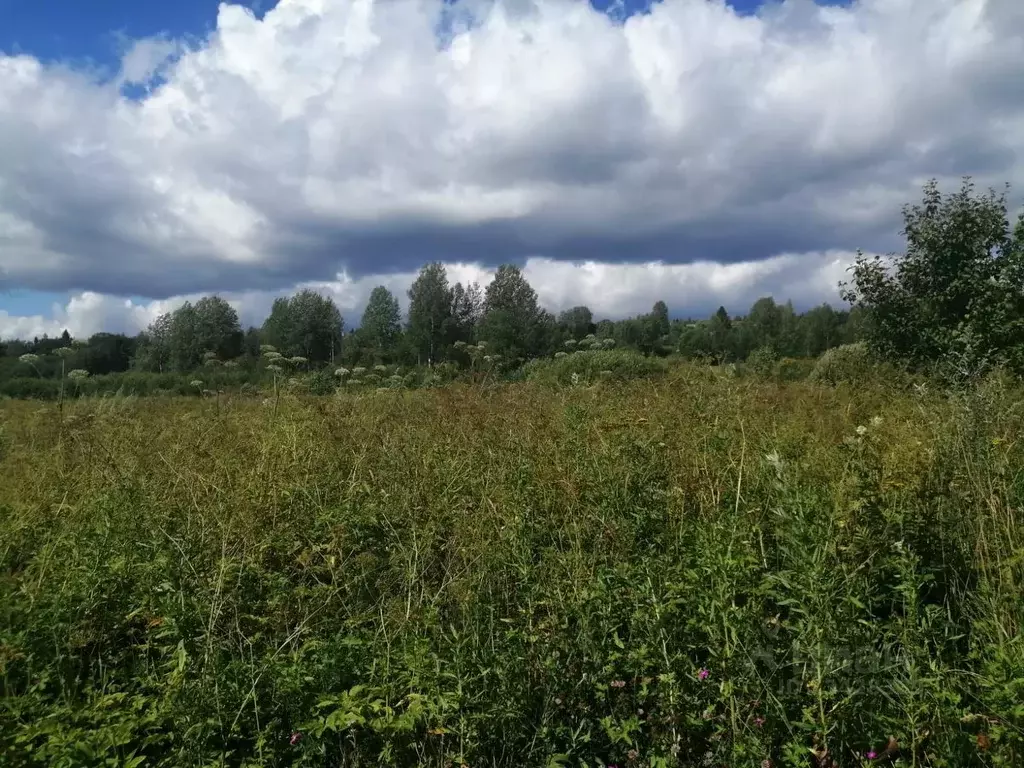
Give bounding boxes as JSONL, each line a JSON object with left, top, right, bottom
{"left": 746, "top": 345, "right": 779, "bottom": 377}
{"left": 522, "top": 348, "right": 667, "bottom": 385}
{"left": 0, "top": 377, "right": 61, "bottom": 400}
{"left": 809, "top": 342, "right": 877, "bottom": 385}
{"left": 307, "top": 368, "right": 338, "bottom": 396}
{"left": 774, "top": 356, "right": 815, "bottom": 382}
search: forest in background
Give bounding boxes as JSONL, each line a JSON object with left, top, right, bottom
{"left": 1, "top": 175, "right": 1023, "bottom": 399}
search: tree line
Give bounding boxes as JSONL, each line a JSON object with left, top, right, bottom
{"left": 2, "top": 176, "right": 1022, "bottom": 388}
{"left": 0, "top": 267, "right": 864, "bottom": 384}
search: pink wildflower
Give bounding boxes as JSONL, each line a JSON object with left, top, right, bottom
{"left": 866, "top": 751, "right": 877, "bottom": 760}
{"left": 698, "top": 667, "right": 710, "bottom": 680}
{"left": 754, "top": 716, "right": 765, "bottom": 727}
{"left": 290, "top": 732, "right": 303, "bottom": 746}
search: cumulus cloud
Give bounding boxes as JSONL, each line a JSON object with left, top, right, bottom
{"left": 0, "top": 0, "right": 1022, "bottom": 333}
{"left": 117, "top": 35, "right": 183, "bottom": 87}
{"left": 0, "top": 250, "right": 854, "bottom": 340}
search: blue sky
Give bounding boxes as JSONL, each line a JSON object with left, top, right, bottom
{"left": 0, "top": 0, "right": 266, "bottom": 69}
{"left": 0, "top": 0, "right": 1018, "bottom": 338}
{"left": 0, "top": 0, "right": 851, "bottom": 70}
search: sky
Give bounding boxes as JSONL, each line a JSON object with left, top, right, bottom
{"left": 0, "top": 0, "right": 1021, "bottom": 340}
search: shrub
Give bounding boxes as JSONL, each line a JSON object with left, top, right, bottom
{"left": 809, "top": 342, "right": 876, "bottom": 385}
{"left": 774, "top": 357, "right": 815, "bottom": 382}
{"left": 522, "top": 349, "right": 667, "bottom": 386}
{"left": 308, "top": 368, "right": 337, "bottom": 396}
{"left": 0, "top": 377, "right": 60, "bottom": 400}
{"left": 747, "top": 345, "right": 779, "bottom": 377}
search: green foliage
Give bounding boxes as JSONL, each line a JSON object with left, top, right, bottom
{"left": 674, "top": 299, "right": 859, "bottom": 365}
{"left": 308, "top": 368, "right": 338, "bottom": 396}
{"left": 0, "top": 376, "right": 61, "bottom": 399}
{"left": 746, "top": 344, "right": 778, "bottom": 377}
{"left": 360, "top": 286, "right": 402, "bottom": 361}
{"left": 479, "top": 264, "right": 545, "bottom": 361}
{"left": 406, "top": 262, "right": 454, "bottom": 365}
{"left": 557, "top": 305, "right": 595, "bottom": 339}
{"left": 449, "top": 281, "right": 483, "bottom": 348}
{"left": 2, "top": 374, "right": 1023, "bottom": 766}
{"left": 773, "top": 356, "right": 815, "bottom": 382}
{"left": 842, "top": 177, "right": 1024, "bottom": 378}
{"left": 135, "top": 296, "right": 244, "bottom": 373}
{"left": 808, "top": 341, "right": 877, "bottom": 385}
{"left": 522, "top": 348, "right": 667, "bottom": 385}
{"left": 262, "top": 289, "right": 344, "bottom": 364}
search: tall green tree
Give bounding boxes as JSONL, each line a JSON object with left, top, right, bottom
{"left": 407, "top": 263, "right": 454, "bottom": 364}
{"left": 168, "top": 302, "right": 202, "bottom": 371}
{"left": 361, "top": 286, "right": 402, "bottom": 362}
{"left": 479, "top": 264, "right": 543, "bottom": 361}
{"left": 158, "top": 296, "right": 243, "bottom": 371}
{"left": 192, "top": 296, "right": 243, "bottom": 361}
{"left": 708, "top": 306, "right": 734, "bottom": 362}
{"left": 650, "top": 300, "right": 670, "bottom": 338}
{"left": 800, "top": 304, "right": 842, "bottom": 358}
{"left": 841, "top": 177, "right": 1024, "bottom": 374}
{"left": 677, "top": 321, "right": 712, "bottom": 360}
{"left": 450, "top": 281, "right": 483, "bottom": 345}
{"left": 558, "top": 306, "right": 595, "bottom": 339}
{"left": 637, "top": 300, "right": 671, "bottom": 355}
{"left": 136, "top": 312, "right": 174, "bottom": 372}
{"left": 83, "top": 333, "right": 136, "bottom": 375}
{"left": 746, "top": 296, "right": 783, "bottom": 351}
{"left": 262, "top": 289, "right": 343, "bottom": 364}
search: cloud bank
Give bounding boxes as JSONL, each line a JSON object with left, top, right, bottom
{"left": 1, "top": 0, "right": 1022, "bottom": 337}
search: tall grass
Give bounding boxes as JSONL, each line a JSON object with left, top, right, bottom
{"left": 1, "top": 366, "right": 1022, "bottom": 767}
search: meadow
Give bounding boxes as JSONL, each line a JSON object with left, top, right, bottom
{"left": 1, "top": 361, "right": 1023, "bottom": 767}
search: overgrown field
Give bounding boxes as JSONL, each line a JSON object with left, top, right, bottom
{"left": 1, "top": 366, "right": 1023, "bottom": 767}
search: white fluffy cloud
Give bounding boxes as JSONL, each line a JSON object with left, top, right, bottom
{"left": 0, "top": 0, "right": 1022, "bottom": 337}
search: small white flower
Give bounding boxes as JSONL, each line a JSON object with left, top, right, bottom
{"left": 856, "top": 425, "right": 868, "bottom": 436}
{"left": 870, "top": 415, "right": 883, "bottom": 427}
